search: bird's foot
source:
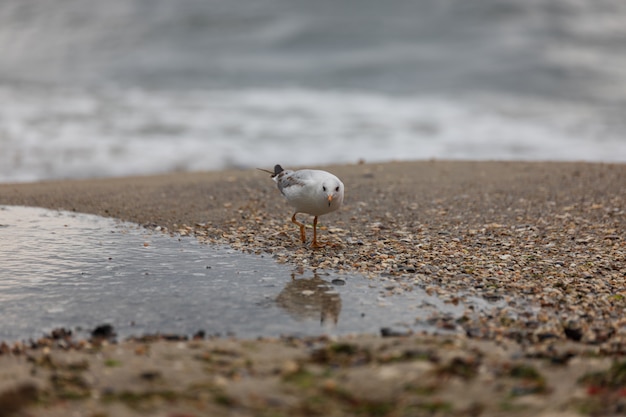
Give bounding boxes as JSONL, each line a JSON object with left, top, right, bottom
{"left": 310, "top": 240, "right": 324, "bottom": 249}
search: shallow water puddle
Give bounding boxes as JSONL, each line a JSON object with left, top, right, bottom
{"left": 1, "top": 206, "right": 481, "bottom": 341}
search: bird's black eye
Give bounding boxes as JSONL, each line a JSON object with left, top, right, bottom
{"left": 335, "top": 186, "right": 340, "bottom": 192}
{"left": 322, "top": 186, "right": 326, "bottom": 192}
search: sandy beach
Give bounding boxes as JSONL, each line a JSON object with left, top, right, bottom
{"left": 1, "top": 160, "right": 625, "bottom": 416}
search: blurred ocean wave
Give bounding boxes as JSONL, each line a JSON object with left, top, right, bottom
{"left": 1, "top": 0, "right": 625, "bottom": 181}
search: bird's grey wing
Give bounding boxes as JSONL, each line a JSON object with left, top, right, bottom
{"left": 275, "top": 170, "right": 306, "bottom": 196}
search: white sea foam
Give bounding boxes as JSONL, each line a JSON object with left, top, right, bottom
{"left": 1, "top": 85, "right": 624, "bottom": 183}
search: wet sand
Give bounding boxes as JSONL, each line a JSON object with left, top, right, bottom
{"left": 1, "top": 160, "right": 625, "bottom": 416}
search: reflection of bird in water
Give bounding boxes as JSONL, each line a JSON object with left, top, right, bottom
{"left": 276, "top": 273, "right": 342, "bottom": 325}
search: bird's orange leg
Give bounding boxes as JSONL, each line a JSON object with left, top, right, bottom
{"left": 311, "top": 216, "right": 323, "bottom": 248}
{"left": 291, "top": 213, "right": 306, "bottom": 243}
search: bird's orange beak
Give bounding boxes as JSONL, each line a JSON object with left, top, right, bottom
{"left": 327, "top": 194, "right": 333, "bottom": 206}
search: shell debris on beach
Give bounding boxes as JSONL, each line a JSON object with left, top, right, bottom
{"left": 180, "top": 162, "right": 626, "bottom": 351}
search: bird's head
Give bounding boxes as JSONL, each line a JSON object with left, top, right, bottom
{"left": 321, "top": 179, "right": 344, "bottom": 208}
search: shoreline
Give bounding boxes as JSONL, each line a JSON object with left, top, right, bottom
{"left": 1, "top": 160, "right": 625, "bottom": 416}
{"left": 1, "top": 160, "right": 624, "bottom": 342}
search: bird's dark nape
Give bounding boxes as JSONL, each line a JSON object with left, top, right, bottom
{"left": 273, "top": 164, "right": 284, "bottom": 176}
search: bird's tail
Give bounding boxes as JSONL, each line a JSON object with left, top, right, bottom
{"left": 257, "top": 164, "right": 284, "bottom": 178}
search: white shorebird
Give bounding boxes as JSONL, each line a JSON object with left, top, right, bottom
{"left": 261, "top": 164, "right": 344, "bottom": 248}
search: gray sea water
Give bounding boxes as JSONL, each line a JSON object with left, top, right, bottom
{"left": 1, "top": 0, "right": 626, "bottom": 182}
{"left": 0, "top": 206, "right": 500, "bottom": 342}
